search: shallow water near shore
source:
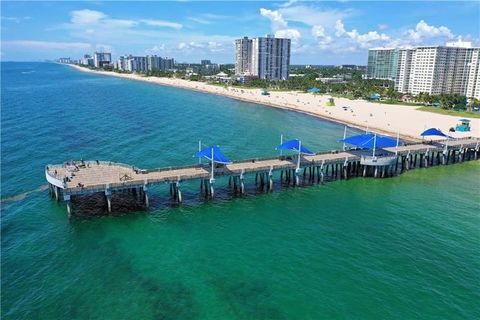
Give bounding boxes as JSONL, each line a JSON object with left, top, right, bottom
{"left": 2, "top": 62, "right": 479, "bottom": 319}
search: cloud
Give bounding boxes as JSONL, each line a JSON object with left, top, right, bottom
{"left": 187, "top": 17, "right": 211, "bottom": 25}
{"left": 335, "top": 20, "right": 346, "bottom": 37}
{"left": 2, "top": 40, "right": 91, "bottom": 51}
{"left": 260, "top": 8, "right": 288, "bottom": 30}
{"left": 1, "top": 16, "right": 31, "bottom": 23}
{"left": 279, "top": 0, "right": 298, "bottom": 8}
{"left": 140, "top": 19, "right": 182, "bottom": 30}
{"left": 378, "top": 24, "right": 388, "bottom": 31}
{"left": 335, "top": 19, "right": 389, "bottom": 48}
{"left": 278, "top": 5, "right": 353, "bottom": 28}
{"left": 275, "top": 29, "right": 301, "bottom": 43}
{"left": 407, "top": 20, "right": 454, "bottom": 42}
{"left": 145, "top": 44, "right": 166, "bottom": 54}
{"left": 177, "top": 41, "right": 225, "bottom": 53}
{"left": 70, "top": 9, "right": 106, "bottom": 24}
{"left": 311, "top": 25, "right": 332, "bottom": 47}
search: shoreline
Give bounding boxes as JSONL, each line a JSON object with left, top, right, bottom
{"left": 68, "top": 64, "right": 479, "bottom": 141}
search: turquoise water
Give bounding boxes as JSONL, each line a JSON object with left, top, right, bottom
{"left": 1, "top": 62, "right": 479, "bottom": 319}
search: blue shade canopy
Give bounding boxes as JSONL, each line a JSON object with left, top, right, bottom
{"left": 195, "top": 146, "right": 231, "bottom": 164}
{"left": 420, "top": 128, "right": 448, "bottom": 137}
{"left": 341, "top": 133, "right": 399, "bottom": 149}
{"left": 276, "top": 139, "right": 315, "bottom": 155}
{"left": 307, "top": 87, "right": 321, "bottom": 93}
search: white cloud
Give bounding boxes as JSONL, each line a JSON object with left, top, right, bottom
{"left": 407, "top": 20, "right": 454, "bottom": 42}
{"left": 334, "top": 19, "right": 389, "bottom": 48}
{"left": 260, "top": 8, "right": 288, "bottom": 30}
{"left": 2, "top": 40, "right": 91, "bottom": 51}
{"left": 140, "top": 19, "right": 182, "bottom": 30}
{"left": 279, "top": 5, "right": 352, "bottom": 28}
{"left": 279, "top": 0, "right": 298, "bottom": 8}
{"left": 1, "top": 16, "right": 31, "bottom": 23}
{"left": 187, "top": 17, "right": 211, "bottom": 25}
{"left": 335, "top": 20, "right": 346, "bottom": 37}
{"left": 70, "top": 9, "right": 106, "bottom": 25}
{"left": 145, "top": 44, "right": 166, "bottom": 54}
{"left": 275, "top": 29, "right": 301, "bottom": 43}
{"left": 177, "top": 41, "right": 225, "bottom": 54}
{"left": 378, "top": 24, "right": 388, "bottom": 31}
{"left": 311, "top": 25, "right": 332, "bottom": 47}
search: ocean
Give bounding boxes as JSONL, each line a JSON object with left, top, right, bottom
{"left": 1, "top": 62, "right": 479, "bottom": 319}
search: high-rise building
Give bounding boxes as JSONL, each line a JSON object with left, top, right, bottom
{"left": 235, "top": 37, "right": 253, "bottom": 76}
{"left": 235, "top": 35, "right": 291, "bottom": 80}
{"left": 115, "top": 55, "right": 174, "bottom": 72}
{"left": 366, "top": 48, "right": 399, "bottom": 81}
{"left": 367, "top": 40, "right": 480, "bottom": 99}
{"left": 81, "top": 54, "right": 94, "bottom": 66}
{"left": 93, "top": 52, "right": 112, "bottom": 68}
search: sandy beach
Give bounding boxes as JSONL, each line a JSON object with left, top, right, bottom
{"left": 69, "top": 64, "right": 479, "bottom": 141}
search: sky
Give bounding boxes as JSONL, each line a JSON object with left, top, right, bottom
{"left": 1, "top": 1, "right": 479, "bottom": 64}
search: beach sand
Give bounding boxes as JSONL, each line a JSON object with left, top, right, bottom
{"left": 69, "top": 64, "right": 479, "bottom": 141}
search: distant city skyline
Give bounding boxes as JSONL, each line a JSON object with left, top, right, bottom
{"left": 1, "top": 1, "right": 479, "bottom": 64}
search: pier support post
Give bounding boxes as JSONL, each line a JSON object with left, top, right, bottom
{"left": 64, "top": 194, "right": 72, "bottom": 218}
{"left": 143, "top": 183, "right": 149, "bottom": 208}
{"left": 209, "top": 178, "right": 215, "bottom": 198}
{"left": 424, "top": 150, "right": 429, "bottom": 168}
{"left": 320, "top": 161, "right": 325, "bottom": 184}
{"left": 176, "top": 181, "right": 182, "bottom": 203}
{"left": 54, "top": 186, "right": 59, "bottom": 201}
{"left": 105, "top": 188, "right": 112, "bottom": 213}
{"left": 374, "top": 166, "right": 378, "bottom": 178}
{"left": 268, "top": 167, "right": 273, "bottom": 192}
{"left": 294, "top": 168, "right": 300, "bottom": 186}
{"left": 240, "top": 170, "right": 245, "bottom": 195}
{"left": 363, "top": 165, "right": 367, "bottom": 177}
{"left": 343, "top": 158, "right": 349, "bottom": 180}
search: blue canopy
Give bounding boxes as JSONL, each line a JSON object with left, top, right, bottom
{"left": 195, "top": 146, "right": 231, "bottom": 164}
{"left": 276, "top": 139, "right": 315, "bottom": 155}
{"left": 420, "top": 128, "right": 448, "bottom": 137}
{"left": 307, "top": 87, "right": 321, "bottom": 93}
{"left": 341, "top": 133, "right": 399, "bottom": 149}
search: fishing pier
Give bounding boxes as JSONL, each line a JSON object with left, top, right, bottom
{"left": 46, "top": 136, "right": 479, "bottom": 217}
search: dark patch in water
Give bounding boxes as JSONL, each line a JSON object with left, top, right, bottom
{"left": 210, "top": 277, "right": 286, "bottom": 320}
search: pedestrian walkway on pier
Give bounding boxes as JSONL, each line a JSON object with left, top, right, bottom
{"left": 46, "top": 136, "right": 479, "bottom": 217}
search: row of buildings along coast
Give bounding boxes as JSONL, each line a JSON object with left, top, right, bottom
{"left": 79, "top": 52, "right": 175, "bottom": 72}
{"left": 367, "top": 38, "right": 480, "bottom": 99}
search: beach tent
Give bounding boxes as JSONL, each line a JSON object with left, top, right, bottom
{"left": 276, "top": 139, "right": 314, "bottom": 170}
{"left": 307, "top": 87, "right": 321, "bottom": 93}
{"left": 368, "top": 93, "right": 381, "bottom": 101}
{"left": 420, "top": 128, "right": 449, "bottom": 138}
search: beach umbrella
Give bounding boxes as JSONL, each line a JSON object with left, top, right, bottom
{"left": 276, "top": 139, "right": 314, "bottom": 170}
{"left": 195, "top": 145, "right": 231, "bottom": 183}
{"left": 340, "top": 133, "right": 400, "bottom": 158}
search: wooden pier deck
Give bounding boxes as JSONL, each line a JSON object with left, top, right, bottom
{"left": 46, "top": 137, "right": 479, "bottom": 216}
